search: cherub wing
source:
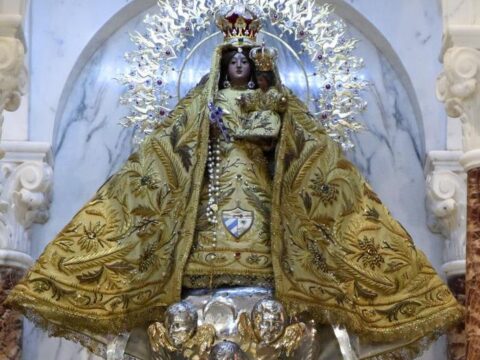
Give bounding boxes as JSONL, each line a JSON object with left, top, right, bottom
{"left": 237, "top": 311, "right": 259, "bottom": 352}
{"left": 238, "top": 311, "right": 257, "bottom": 343}
{"left": 274, "top": 322, "right": 306, "bottom": 356}
{"left": 147, "top": 322, "right": 177, "bottom": 353}
{"left": 184, "top": 324, "right": 216, "bottom": 354}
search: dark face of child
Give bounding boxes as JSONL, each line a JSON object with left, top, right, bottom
{"left": 257, "top": 75, "right": 269, "bottom": 91}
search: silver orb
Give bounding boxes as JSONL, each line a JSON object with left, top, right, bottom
{"left": 209, "top": 341, "right": 246, "bottom": 360}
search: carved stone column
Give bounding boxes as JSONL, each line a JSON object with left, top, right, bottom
{"left": 0, "top": 2, "right": 30, "bottom": 359}
{"left": 0, "top": 142, "right": 52, "bottom": 359}
{"left": 425, "top": 150, "right": 466, "bottom": 360}
{"left": 437, "top": 44, "right": 480, "bottom": 359}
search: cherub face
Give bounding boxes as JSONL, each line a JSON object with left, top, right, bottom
{"left": 165, "top": 302, "right": 198, "bottom": 346}
{"left": 252, "top": 299, "right": 286, "bottom": 344}
{"left": 227, "top": 52, "right": 251, "bottom": 86}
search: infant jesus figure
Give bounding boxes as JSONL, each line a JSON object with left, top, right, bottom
{"left": 236, "top": 45, "right": 287, "bottom": 140}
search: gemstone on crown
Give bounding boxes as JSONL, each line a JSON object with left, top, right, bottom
{"left": 215, "top": 4, "right": 262, "bottom": 46}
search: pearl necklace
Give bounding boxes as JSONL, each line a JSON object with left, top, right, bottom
{"left": 206, "top": 138, "right": 221, "bottom": 246}
{"left": 206, "top": 102, "right": 231, "bottom": 247}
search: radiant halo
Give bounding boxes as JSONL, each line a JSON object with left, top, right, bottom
{"left": 118, "top": 0, "right": 367, "bottom": 150}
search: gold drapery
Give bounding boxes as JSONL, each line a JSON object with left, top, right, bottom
{"left": 7, "top": 46, "right": 462, "bottom": 359}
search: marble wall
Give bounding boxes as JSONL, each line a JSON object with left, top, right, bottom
{"left": 24, "top": 0, "right": 449, "bottom": 359}
{"left": 344, "top": 0, "right": 447, "bottom": 153}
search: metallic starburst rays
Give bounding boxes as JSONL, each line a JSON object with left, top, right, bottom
{"left": 119, "top": 0, "right": 367, "bottom": 149}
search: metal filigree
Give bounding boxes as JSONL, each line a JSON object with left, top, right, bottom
{"left": 119, "top": 0, "right": 367, "bottom": 149}
{"left": 147, "top": 290, "right": 307, "bottom": 359}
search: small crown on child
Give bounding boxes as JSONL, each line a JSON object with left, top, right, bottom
{"left": 249, "top": 44, "right": 278, "bottom": 72}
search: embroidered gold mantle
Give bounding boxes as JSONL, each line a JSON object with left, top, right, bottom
{"left": 7, "top": 82, "right": 462, "bottom": 352}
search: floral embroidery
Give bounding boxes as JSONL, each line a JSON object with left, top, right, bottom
{"left": 247, "top": 254, "right": 261, "bottom": 264}
{"left": 78, "top": 222, "right": 108, "bottom": 252}
{"left": 139, "top": 243, "right": 158, "bottom": 273}
{"left": 377, "top": 301, "right": 421, "bottom": 322}
{"left": 307, "top": 241, "right": 329, "bottom": 273}
{"left": 125, "top": 161, "right": 161, "bottom": 197}
{"left": 357, "top": 236, "right": 384, "bottom": 270}
{"left": 310, "top": 172, "right": 339, "bottom": 205}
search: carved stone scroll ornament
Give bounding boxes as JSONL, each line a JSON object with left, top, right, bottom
{"left": 437, "top": 47, "right": 480, "bottom": 152}
{"left": 425, "top": 156, "right": 466, "bottom": 263}
{"left": 0, "top": 156, "right": 52, "bottom": 360}
{"left": 0, "top": 37, "right": 26, "bottom": 151}
{"left": 0, "top": 149, "right": 53, "bottom": 259}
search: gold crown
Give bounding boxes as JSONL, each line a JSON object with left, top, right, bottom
{"left": 215, "top": 4, "right": 261, "bottom": 46}
{"left": 249, "top": 45, "right": 278, "bottom": 71}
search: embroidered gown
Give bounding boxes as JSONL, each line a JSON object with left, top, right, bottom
{"left": 6, "top": 74, "right": 462, "bottom": 359}
{"left": 183, "top": 86, "right": 284, "bottom": 288}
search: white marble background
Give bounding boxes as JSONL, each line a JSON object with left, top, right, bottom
{"left": 24, "top": 0, "right": 448, "bottom": 359}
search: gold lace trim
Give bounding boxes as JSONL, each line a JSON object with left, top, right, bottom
{"left": 281, "top": 297, "right": 463, "bottom": 346}
{"left": 182, "top": 274, "right": 274, "bottom": 289}
{"left": 362, "top": 332, "right": 439, "bottom": 360}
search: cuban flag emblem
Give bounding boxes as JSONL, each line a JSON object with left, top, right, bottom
{"left": 222, "top": 207, "right": 254, "bottom": 239}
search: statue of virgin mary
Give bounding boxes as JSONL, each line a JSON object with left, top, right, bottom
{"left": 6, "top": 3, "right": 462, "bottom": 359}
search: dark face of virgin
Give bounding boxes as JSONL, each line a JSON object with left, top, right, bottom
{"left": 227, "top": 52, "right": 251, "bottom": 86}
